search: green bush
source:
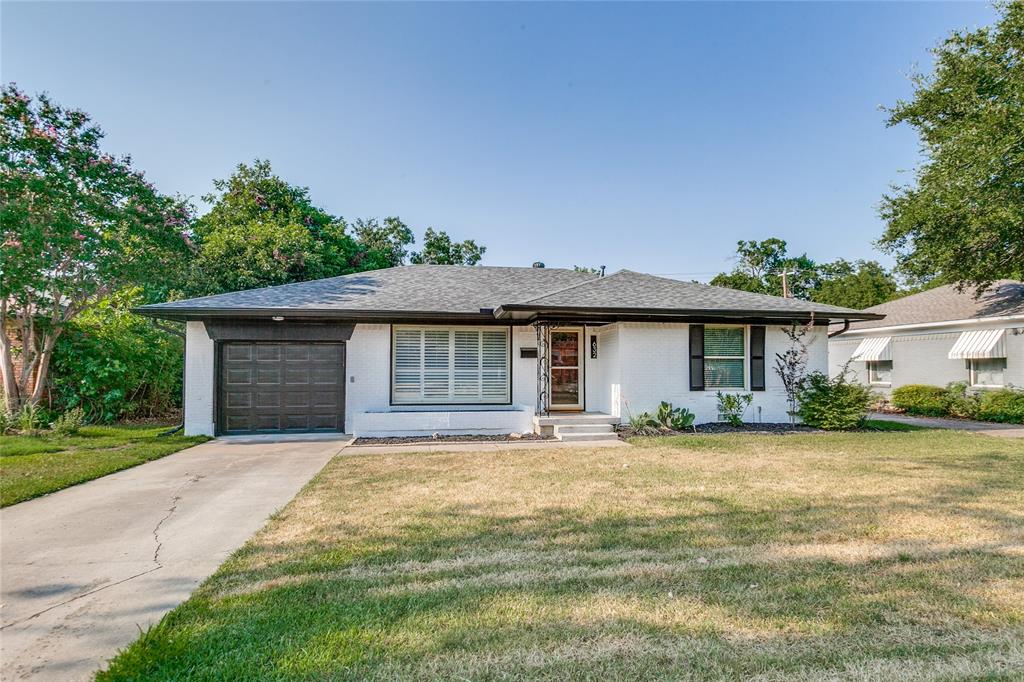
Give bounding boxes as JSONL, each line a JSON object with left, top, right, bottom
{"left": 976, "top": 389, "right": 1024, "bottom": 424}
{"left": 51, "top": 407, "right": 87, "bottom": 436}
{"left": 51, "top": 289, "right": 183, "bottom": 423}
{"left": 797, "top": 371, "right": 873, "bottom": 430}
{"left": 716, "top": 392, "right": 753, "bottom": 426}
{"left": 942, "top": 381, "right": 981, "bottom": 419}
{"left": 891, "top": 384, "right": 947, "bottom": 417}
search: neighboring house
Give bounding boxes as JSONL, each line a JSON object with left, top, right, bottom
{"left": 136, "top": 265, "right": 879, "bottom": 438}
{"left": 829, "top": 281, "right": 1024, "bottom": 393}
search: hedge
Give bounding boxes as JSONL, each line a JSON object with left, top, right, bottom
{"left": 891, "top": 384, "right": 948, "bottom": 417}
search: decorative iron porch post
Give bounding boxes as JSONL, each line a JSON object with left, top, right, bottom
{"left": 534, "top": 321, "right": 551, "bottom": 416}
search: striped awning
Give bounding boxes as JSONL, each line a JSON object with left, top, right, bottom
{"left": 852, "top": 336, "right": 892, "bottom": 362}
{"left": 948, "top": 329, "right": 1006, "bottom": 360}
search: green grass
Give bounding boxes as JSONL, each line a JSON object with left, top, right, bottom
{"left": 100, "top": 430, "right": 1023, "bottom": 680}
{"left": 0, "top": 425, "right": 209, "bottom": 506}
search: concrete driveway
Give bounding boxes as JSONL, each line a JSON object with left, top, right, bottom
{"left": 0, "top": 435, "right": 348, "bottom": 681}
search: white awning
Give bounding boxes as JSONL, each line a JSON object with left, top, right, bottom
{"left": 852, "top": 336, "right": 892, "bottom": 362}
{"left": 948, "top": 329, "right": 1006, "bottom": 360}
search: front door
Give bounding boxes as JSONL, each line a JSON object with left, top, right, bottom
{"left": 549, "top": 327, "right": 583, "bottom": 410}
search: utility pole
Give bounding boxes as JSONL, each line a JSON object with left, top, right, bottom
{"left": 775, "top": 269, "right": 796, "bottom": 298}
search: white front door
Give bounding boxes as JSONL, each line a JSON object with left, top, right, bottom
{"left": 549, "top": 327, "right": 583, "bottom": 410}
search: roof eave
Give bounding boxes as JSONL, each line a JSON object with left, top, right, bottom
{"left": 492, "top": 304, "right": 885, "bottom": 323}
{"left": 131, "top": 307, "right": 501, "bottom": 323}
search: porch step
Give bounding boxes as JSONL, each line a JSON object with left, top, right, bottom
{"left": 556, "top": 431, "right": 621, "bottom": 442}
{"left": 554, "top": 423, "right": 615, "bottom": 435}
{"left": 533, "top": 413, "right": 619, "bottom": 428}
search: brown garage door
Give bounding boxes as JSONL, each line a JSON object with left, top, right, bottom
{"left": 218, "top": 342, "right": 345, "bottom": 435}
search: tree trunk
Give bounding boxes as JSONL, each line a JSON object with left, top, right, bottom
{"left": 0, "top": 303, "right": 20, "bottom": 412}
{"left": 28, "top": 333, "right": 57, "bottom": 407}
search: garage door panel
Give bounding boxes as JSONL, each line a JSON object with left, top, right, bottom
{"left": 225, "top": 345, "right": 252, "bottom": 361}
{"left": 218, "top": 342, "right": 345, "bottom": 435}
{"left": 256, "top": 345, "right": 281, "bottom": 361}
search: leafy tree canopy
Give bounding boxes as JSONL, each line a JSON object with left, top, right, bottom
{"left": 353, "top": 216, "right": 414, "bottom": 269}
{"left": 710, "top": 238, "right": 901, "bottom": 310}
{"left": 410, "top": 227, "right": 485, "bottom": 265}
{"left": 1, "top": 84, "right": 192, "bottom": 408}
{"left": 184, "top": 160, "right": 366, "bottom": 296}
{"left": 878, "top": 2, "right": 1024, "bottom": 292}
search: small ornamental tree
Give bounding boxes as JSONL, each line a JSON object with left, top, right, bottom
{"left": 0, "top": 84, "right": 193, "bottom": 411}
{"left": 774, "top": 321, "right": 814, "bottom": 423}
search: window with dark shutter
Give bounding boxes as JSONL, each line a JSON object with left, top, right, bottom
{"left": 750, "top": 326, "right": 766, "bottom": 391}
{"left": 689, "top": 324, "right": 705, "bottom": 391}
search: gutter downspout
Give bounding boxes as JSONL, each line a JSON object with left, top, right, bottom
{"left": 151, "top": 321, "right": 186, "bottom": 437}
{"left": 828, "top": 319, "right": 850, "bottom": 339}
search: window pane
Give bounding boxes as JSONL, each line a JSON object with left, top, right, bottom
{"left": 972, "top": 358, "right": 1005, "bottom": 386}
{"left": 704, "top": 327, "right": 744, "bottom": 357}
{"left": 705, "top": 358, "right": 745, "bottom": 389}
{"left": 869, "top": 360, "right": 892, "bottom": 384}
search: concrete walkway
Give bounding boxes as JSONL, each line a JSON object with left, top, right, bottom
{"left": 0, "top": 436, "right": 348, "bottom": 681}
{"left": 869, "top": 412, "right": 1024, "bottom": 439}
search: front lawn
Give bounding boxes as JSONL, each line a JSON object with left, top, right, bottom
{"left": 0, "top": 425, "right": 209, "bottom": 506}
{"left": 101, "top": 430, "right": 1023, "bottom": 680}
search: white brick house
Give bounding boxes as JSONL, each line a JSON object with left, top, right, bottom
{"left": 828, "top": 281, "right": 1024, "bottom": 393}
{"left": 138, "top": 266, "right": 879, "bottom": 438}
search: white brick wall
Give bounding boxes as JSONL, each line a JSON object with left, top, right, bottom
{"left": 183, "top": 321, "right": 215, "bottom": 436}
{"left": 829, "top": 322, "right": 1024, "bottom": 393}
{"left": 182, "top": 319, "right": 834, "bottom": 436}
{"left": 612, "top": 322, "right": 827, "bottom": 424}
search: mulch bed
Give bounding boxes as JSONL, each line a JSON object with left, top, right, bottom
{"left": 352, "top": 433, "right": 554, "bottom": 446}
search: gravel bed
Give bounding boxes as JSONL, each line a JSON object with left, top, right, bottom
{"left": 352, "top": 433, "right": 553, "bottom": 446}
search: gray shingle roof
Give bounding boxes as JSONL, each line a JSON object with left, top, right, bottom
{"left": 847, "top": 280, "right": 1024, "bottom": 331}
{"left": 505, "top": 269, "right": 867, "bottom": 317}
{"left": 136, "top": 265, "right": 879, "bottom": 321}
{"left": 139, "top": 266, "right": 597, "bottom": 316}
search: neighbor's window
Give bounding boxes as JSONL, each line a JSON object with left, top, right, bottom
{"left": 704, "top": 326, "right": 745, "bottom": 389}
{"left": 867, "top": 360, "right": 893, "bottom": 385}
{"left": 969, "top": 358, "right": 1006, "bottom": 388}
{"left": 392, "top": 326, "right": 510, "bottom": 404}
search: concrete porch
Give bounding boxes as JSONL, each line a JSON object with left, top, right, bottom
{"left": 533, "top": 412, "right": 620, "bottom": 442}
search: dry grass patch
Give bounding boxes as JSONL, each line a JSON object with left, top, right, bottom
{"left": 101, "top": 430, "right": 1024, "bottom": 680}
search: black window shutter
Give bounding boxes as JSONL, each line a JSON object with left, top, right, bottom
{"left": 689, "top": 324, "right": 705, "bottom": 391}
{"left": 750, "top": 325, "right": 766, "bottom": 391}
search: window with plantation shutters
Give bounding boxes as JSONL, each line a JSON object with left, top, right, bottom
{"left": 392, "top": 326, "right": 511, "bottom": 404}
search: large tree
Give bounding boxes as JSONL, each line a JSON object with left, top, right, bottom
{"left": 878, "top": 2, "right": 1024, "bottom": 292}
{"left": 1, "top": 85, "right": 192, "bottom": 411}
{"left": 352, "top": 216, "right": 414, "bottom": 268}
{"left": 814, "top": 259, "right": 899, "bottom": 310}
{"left": 710, "top": 238, "right": 819, "bottom": 299}
{"left": 710, "top": 238, "right": 900, "bottom": 309}
{"left": 184, "top": 160, "right": 366, "bottom": 296}
{"left": 410, "top": 227, "right": 485, "bottom": 265}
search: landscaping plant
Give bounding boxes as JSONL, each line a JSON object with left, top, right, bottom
{"left": 890, "top": 384, "right": 948, "bottom": 417}
{"left": 774, "top": 321, "right": 813, "bottom": 423}
{"left": 976, "top": 388, "right": 1024, "bottom": 424}
{"left": 51, "top": 407, "right": 86, "bottom": 437}
{"left": 942, "top": 381, "right": 981, "bottom": 419}
{"left": 655, "top": 401, "right": 696, "bottom": 431}
{"left": 797, "top": 370, "right": 873, "bottom": 430}
{"left": 716, "top": 392, "right": 753, "bottom": 426}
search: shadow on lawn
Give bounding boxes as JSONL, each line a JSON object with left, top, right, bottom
{"left": 99, "top": 479, "right": 1024, "bottom": 681}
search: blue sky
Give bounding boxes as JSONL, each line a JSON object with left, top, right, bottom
{"left": 2, "top": 2, "right": 997, "bottom": 279}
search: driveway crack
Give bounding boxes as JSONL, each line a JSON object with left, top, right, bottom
{"left": 152, "top": 473, "right": 203, "bottom": 566}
